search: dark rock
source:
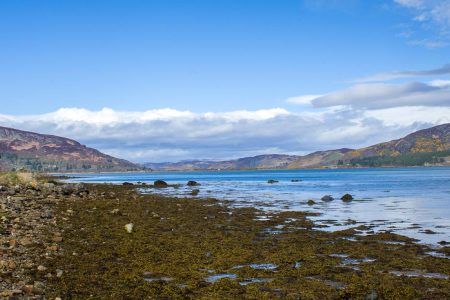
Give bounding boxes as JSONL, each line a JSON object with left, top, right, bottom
{"left": 154, "top": 180, "right": 168, "bottom": 188}
{"left": 267, "top": 180, "right": 279, "bottom": 184}
{"left": 291, "top": 179, "right": 302, "bottom": 182}
{"left": 122, "top": 182, "right": 134, "bottom": 186}
{"left": 307, "top": 200, "right": 316, "bottom": 205}
{"left": 321, "top": 195, "right": 334, "bottom": 202}
{"left": 187, "top": 181, "right": 200, "bottom": 186}
{"left": 74, "top": 183, "right": 89, "bottom": 195}
{"left": 191, "top": 189, "right": 200, "bottom": 196}
{"left": 341, "top": 194, "right": 353, "bottom": 202}
{"left": 60, "top": 185, "right": 74, "bottom": 195}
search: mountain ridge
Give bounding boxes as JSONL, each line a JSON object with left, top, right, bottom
{"left": 0, "top": 126, "right": 140, "bottom": 172}
{"left": 145, "top": 123, "right": 450, "bottom": 171}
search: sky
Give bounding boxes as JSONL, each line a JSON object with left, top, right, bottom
{"left": 0, "top": 0, "right": 450, "bottom": 162}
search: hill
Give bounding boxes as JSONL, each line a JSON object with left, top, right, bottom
{"left": 0, "top": 126, "right": 140, "bottom": 172}
{"left": 343, "top": 123, "right": 450, "bottom": 167}
{"left": 145, "top": 123, "right": 450, "bottom": 170}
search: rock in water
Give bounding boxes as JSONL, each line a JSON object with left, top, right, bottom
{"left": 307, "top": 200, "right": 316, "bottom": 205}
{"left": 191, "top": 189, "right": 200, "bottom": 196}
{"left": 154, "top": 180, "right": 168, "bottom": 188}
{"left": 321, "top": 195, "right": 334, "bottom": 202}
{"left": 125, "top": 223, "right": 134, "bottom": 233}
{"left": 187, "top": 181, "right": 200, "bottom": 186}
{"left": 341, "top": 194, "right": 353, "bottom": 202}
{"left": 267, "top": 180, "right": 279, "bottom": 184}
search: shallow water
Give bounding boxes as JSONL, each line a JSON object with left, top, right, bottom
{"left": 64, "top": 167, "right": 450, "bottom": 245}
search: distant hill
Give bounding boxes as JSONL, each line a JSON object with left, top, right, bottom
{"left": 145, "top": 154, "right": 299, "bottom": 171}
{"left": 145, "top": 123, "right": 450, "bottom": 171}
{"left": 343, "top": 123, "right": 450, "bottom": 167}
{"left": 0, "top": 126, "right": 140, "bottom": 172}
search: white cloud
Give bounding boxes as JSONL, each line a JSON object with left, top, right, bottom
{"left": 395, "top": 0, "right": 450, "bottom": 47}
{"left": 310, "top": 81, "right": 450, "bottom": 109}
{"left": 355, "top": 63, "right": 450, "bottom": 83}
{"left": 1, "top": 106, "right": 448, "bottom": 162}
{"left": 286, "top": 95, "right": 323, "bottom": 105}
{"left": 395, "top": 0, "right": 424, "bottom": 9}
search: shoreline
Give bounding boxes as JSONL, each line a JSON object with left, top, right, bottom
{"left": 1, "top": 178, "right": 449, "bottom": 298}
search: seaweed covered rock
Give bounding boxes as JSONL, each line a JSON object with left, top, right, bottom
{"left": 154, "top": 180, "right": 168, "bottom": 188}
{"left": 341, "top": 194, "right": 353, "bottom": 202}
{"left": 187, "top": 181, "right": 200, "bottom": 186}
{"left": 321, "top": 195, "right": 334, "bottom": 202}
{"left": 190, "top": 189, "right": 200, "bottom": 196}
{"left": 60, "top": 185, "right": 74, "bottom": 196}
{"left": 307, "top": 199, "right": 316, "bottom": 205}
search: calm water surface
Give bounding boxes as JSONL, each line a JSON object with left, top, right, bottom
{"left": 65, "top": 167, "right": 450, "bottom": 245}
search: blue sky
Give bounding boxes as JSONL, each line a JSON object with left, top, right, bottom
{"left": 0, "top": 0, "right": 448, "bottom": 113}
{"left": 0, "top": 0, "right": 450, "bottom": 162}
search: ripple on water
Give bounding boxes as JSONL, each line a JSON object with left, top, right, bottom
{"left": 239, "top": 278, "right": 273, "bottom": 285}
{"left": 233, "top": 263, "right": 278, "bottom": 270}
{"left": 389, "top": 270, "right": 449, "bottom": 280}
{"left": 206, "top": 273, "right": 237, "bottom": 283}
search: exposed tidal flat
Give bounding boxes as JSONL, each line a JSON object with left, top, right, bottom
{"left": 1, "top": 171, "right": 450, "bottom": 298}
{"left": 67, "top": 167, "right": 450, "bottom": 245}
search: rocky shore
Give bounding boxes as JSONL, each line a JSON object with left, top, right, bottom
{"left": 1, "top": 174, "right": 449, "bottom": 299}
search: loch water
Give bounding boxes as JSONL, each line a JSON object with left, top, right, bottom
{"left": 65, "top": 167, "right": 450, "bottom": 246}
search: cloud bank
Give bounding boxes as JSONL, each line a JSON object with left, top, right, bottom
{"left": 1, "top": 106, "right": 449, "bottom": 162}
{"left": 311, "top": 81, "right": 450, "bottom": 109}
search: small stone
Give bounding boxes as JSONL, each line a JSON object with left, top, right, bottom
{"left": 52, "top": 236, "right": 63, "bottom": 242}
{"left": 8, "top": 260, "right": 17, "bottom": 269}
{"left": 125, "top": 223, "right": 134, "bottom": 233}
{"left": 47, "top": 245, "right": 59, "bottom": 251}
{"left": 20, "top": 237, "right": 32, "bottom": 246}
{"left": 56, "top": 269, "right": 64, "bottom": 277}
{"left": 37, "top": 265, "right": 47, "bottom": 272}
{"left": 9, "top": 239, "right": 17, "bottom": 248}
{"left": 22, "top": 285, "right": 35, "bottom": 294}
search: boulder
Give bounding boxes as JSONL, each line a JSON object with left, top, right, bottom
{"left": 307, "top": 200, "right": 316, "bottom": 205}
{"left": 291, "top": 179, "right": 302, "bottom": 182}
{"left": 190, "top": 189, "right": 200, "bottom": 196}
{"left": 60, "top": 185, "right": 73, "bottom": 196}
{"left": 74, "top": 183, "right": 89, "bottom": 195}
{"left": 187, "top": 181, "right": 200, "bottom": 186}
{"left": 154, "top": 180, "right": 168, "bottom": 188}
{"left": 321, "top": 195, "right": 334, "bottom": 202}
{"left": 341, "top": 194, "right": 353, "bottom": 202}
{"left": 122, "top": 182, "right": 134, "bottom": 186}
{"left": 267, "top": 180, "right": 279, "bottom": 184}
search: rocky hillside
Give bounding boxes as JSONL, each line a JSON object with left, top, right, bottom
{"left": 146, "top": 123, "right": 450, "bottom": 170}
{"left": 0, "top": 126, "right": 139, "bottom": 172}
{"left": 145, "top": 154, "right": 299, "bottom": 171}
{"left": 347, "top": 123, "right": 450, "bottom": 158}
{"left": 287, "top": 149, "right": 353, "bottom": 169}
